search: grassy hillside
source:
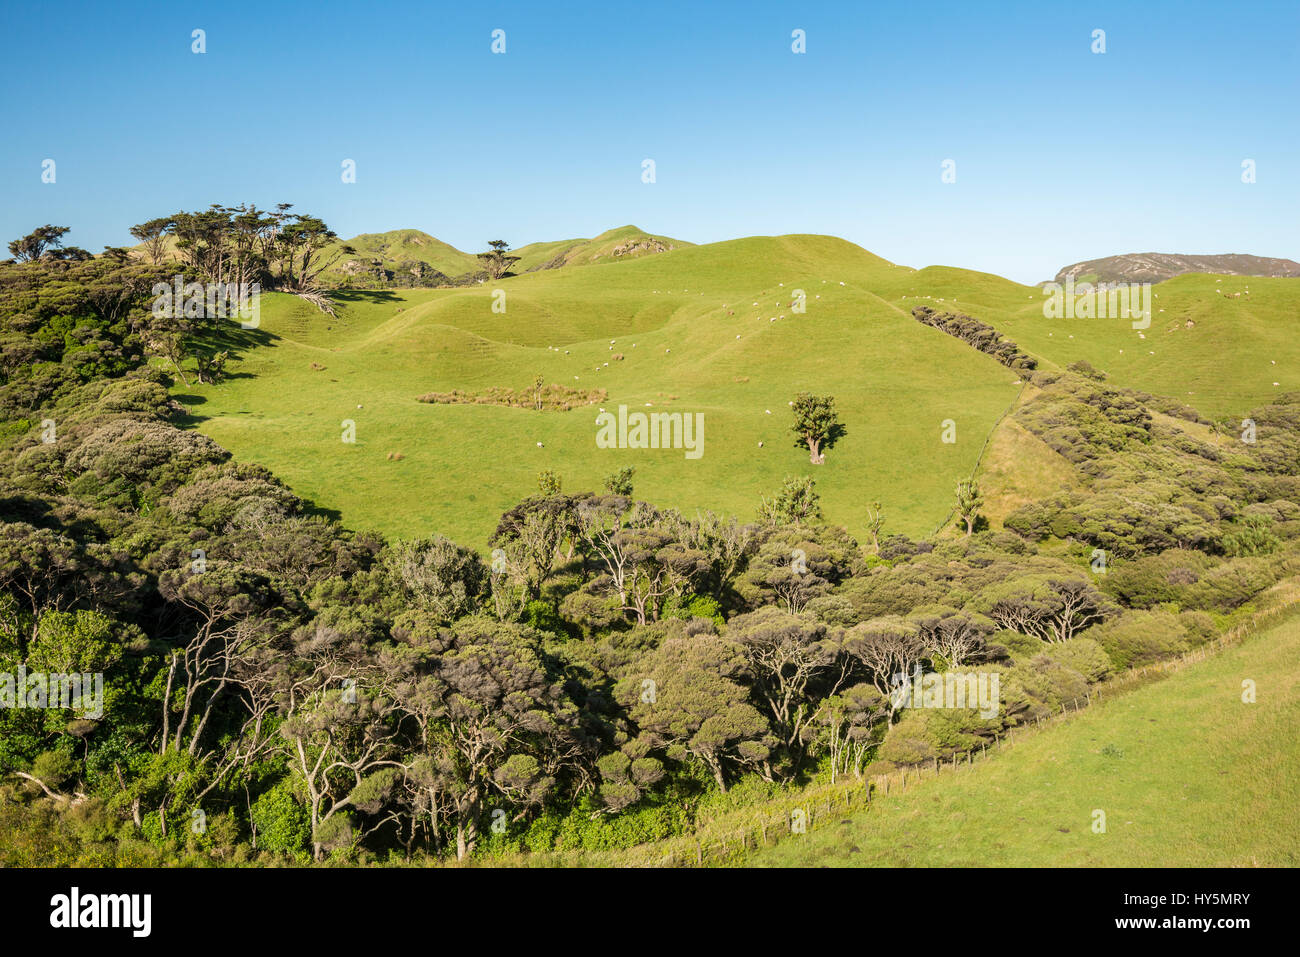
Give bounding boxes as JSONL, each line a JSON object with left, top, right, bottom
{"left": 132, "top": 225, "right": 686, "bottom": 287}
{"left": 512, "top": 225, "right": 692, "bottom": 272}
{"left": 175, "top": 232, "right": 1300, "bottom": 547}
{"left": 881, "top": 267, "right": 1300, "bottom": 420}
{"left": 177, "top": 235, "right": 1018, "bottom": 546}
{"left": 320, "top": 225, "right": 688, "bottom": 284}
{"left": 320, "top": 229, "right": 481, "bottom": 283}
{"left": 747, "top": 611, "right": 1300, "bottom": 867}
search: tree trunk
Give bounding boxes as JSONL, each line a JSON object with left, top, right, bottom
{"left": 807, "top": 437, "right": 824, "bottom": 465}
{"left": 456, "top": 816, "right": 477, "bottom": 860}
{"left": 704, "top": 756, "right": 728, "bottom": 793}
{"left": 456, "top": 790, "right": 480, "bottom": 860}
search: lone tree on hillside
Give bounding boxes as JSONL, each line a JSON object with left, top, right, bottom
{"left": 478, "top": 240, "right": 520, "bottom": 280}
{"left": 8, "top": 225, "right": 70, "bottom": 263}
{"left": 866, "top": 501, "right": 885, "bottom": 553}
{"left": 790, "top": 392, "right": 843, "bottom": 465}
{"left": 955, "top": 479, "right": 983, "bottom": 537}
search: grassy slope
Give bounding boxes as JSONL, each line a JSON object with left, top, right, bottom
{"left": 178, "top": 235, "right": 1018, "bottom": 546}
{"left": 512, "top": 226, "right": 693, "bottom": 273}
{"left": 176, "top": 231, "right": 1300, "bottom": 547}
{"left": 881, "top": 267, "right": 1300, "bottom": 420}
{"left": 321, "top": 229, "right": 481, "bottom": 280}
{"left": 748, "top": 612, "right": 1300, "bottom": 867}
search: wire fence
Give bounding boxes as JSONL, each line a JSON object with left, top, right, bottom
{"left": 649, "top": 588, "right": 1300, "bottom": 868}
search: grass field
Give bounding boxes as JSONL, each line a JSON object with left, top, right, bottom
{"left": 746, "top": 612, "right": 1300, "bottom": 867}
{"left": 874, "top": 266, "right": 1300, "bottom": 420}
{"left": 175, "top": 231, "right": 1300, "bottom": 548}
{"left": 178, "top": 235, "right": 1020, "bottom": 546}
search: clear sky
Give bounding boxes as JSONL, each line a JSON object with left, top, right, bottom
{"left": 2, "top": 0, "right": 1296, "bottom": 283}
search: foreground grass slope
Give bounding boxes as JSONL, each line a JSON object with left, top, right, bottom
{"left": 748, "top": 612, "right": 1300, "bottom": 867}
{"left": 180, "top": 235, "right": 1019, "bottom": 545}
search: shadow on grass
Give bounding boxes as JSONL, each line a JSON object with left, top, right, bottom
{"left": 171, "top": 321, "right": 277, "bottom": 426}
{"left": 329, "top": 289, "right": 403, "bottom": 307}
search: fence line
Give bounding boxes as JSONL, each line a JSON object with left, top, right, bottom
{"left": 652, "top": 589, "right": 1300, "bottom": 868}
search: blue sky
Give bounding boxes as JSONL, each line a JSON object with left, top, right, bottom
{"left": 2, "top": 0, "right": 1296, "bottom": 283}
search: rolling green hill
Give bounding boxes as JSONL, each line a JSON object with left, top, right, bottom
{"left": 177, "top": 235, "right": 1017, "bottom": 546}
{"left": 512, "top": 225, "right": 692, "bottom": 273}
{"left": 321, "top": 228, "right": 481, "bottom": 284}
{"left": 871, "top": 266, "right": 1300, "bottom": 419}
{"left": 176, "top": 232, "right": 1300, "bottom": 548}
{"left": 132, "top": 225, "right": 687, "bottom": 288}
{"left": 321, "top": 224, "right": 688, "bottom": 285}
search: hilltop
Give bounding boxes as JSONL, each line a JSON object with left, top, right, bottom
{"left": 127, "top": 223, "right": 688, "bottom": 288}
{"left": 1052, "top": 252, "right": 1300, "bottom": 285}
{"left": 511, "top": 225, "right": 691, "bottom": 272}
{"left": 323, "top": 224, "right": 687, "bottom": 286}
{"left": 326, "top": 229, "right": 481, "bottom": 285}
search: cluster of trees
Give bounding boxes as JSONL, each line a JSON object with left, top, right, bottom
{"left": 1, "top": 241, "right": 1298, "bottom": 866}
{"left": 6, "top": 225, "right": 92, "bottom": 264}
{"left": 911, "top": 305, "right": 1038, "bottom": 372}
{"left": 1005, "top": 368, "right": 1300, "bottom": 558}
{"left": 128, "top": 203, "right": 347, "bottom": 298}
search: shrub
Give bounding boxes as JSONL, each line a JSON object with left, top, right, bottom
{"left": 1089, "top": 609, "right": 1189, "bottom": 669}
{"left": 1102, "top": 549, "right": 1209, "bottom": 609}
{"left": 877, "top": 706, "right": 999, "bottom": 766}
{"left": 249, "top": 782, "right": 311, "bottom": 858}
{"left": 986, "top": 628, "right": 1041, "bottom": 662}
{"left": 1038, "top": 637, "right": 1112, "bottom": 683}
{"left": 1183, "top": 557, "right": 1277, "bottom": 612}
{"left": 1178, "top": 610, "right": 1218, "bottom": 646}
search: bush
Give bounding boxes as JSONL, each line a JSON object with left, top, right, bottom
{"left": 1089, "top": 610, "right": 1189, "bottom": 669}
{"left": 523, "top": 598, "right": 566, "bottom": 635}
{"left": 1102, "top": 549, "right": 1209, "bottom": 609}
{"left": 991, "top": 628, "right": 1046, "bottom": 662}
{"left": 1038, "top": 637, "right": 1112, "bottom": 683}
{"left": 249, "top": 782, "right": 311, "bottom": 858}
{"left": 1183, "top": 557, "right": 1278, "bottom": 612}
{"left": 662, "top": 593, "right": 724, "bottom": 626}
{"left": 1015, "top": 657, "right": 1091, "bottom": 714}
{"left": 1178, "top": 610, "right": 1218, "bottom": 646}
{"left": 877, "top": 706, "right": 999, "bottom": 766}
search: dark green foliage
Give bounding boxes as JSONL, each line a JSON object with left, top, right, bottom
{"left": 911, "top": 305, "right": 1036, "bottom": 372}
{"left": 2, "top": 239, "right": 1299, "bottom": 865}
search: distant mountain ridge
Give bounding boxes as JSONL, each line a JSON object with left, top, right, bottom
{"left": 1053, "top": 252, "right": 1300, "bottom": 285}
